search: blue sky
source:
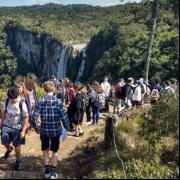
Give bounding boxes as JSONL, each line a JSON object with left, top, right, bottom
{"left": 0, "top": 0, "right": 141, "bottom": 7}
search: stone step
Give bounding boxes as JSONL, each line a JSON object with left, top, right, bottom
{"left": 0, "top": 170, "right": 62, "bottom": 179}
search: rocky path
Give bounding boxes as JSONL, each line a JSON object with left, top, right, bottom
{"left": 0, "top": 112, "right": 108, "bottom": 179}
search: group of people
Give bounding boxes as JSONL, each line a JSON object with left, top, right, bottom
{"left": 0, "top": 74, "right": 178, "bottom": 179}
{"left": 112, "top": 77, "right": 178, "bottom": 114}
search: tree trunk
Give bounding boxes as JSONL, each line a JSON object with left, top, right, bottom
{"left": 143, "top": 0, "right": 159, "bottom": 83}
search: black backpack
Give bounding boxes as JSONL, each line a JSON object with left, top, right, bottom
{"left": 115, "top": 86, "right": 123, "bottom": 98}
{"left": 57, "top": 83, "right": 65, "bottom": 99}
{"left": 5, "top": 98, "right": 24, "bottom": 112}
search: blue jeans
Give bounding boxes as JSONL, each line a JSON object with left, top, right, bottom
{"left": 91, "top": 103, "right": 100, "bottom": 124}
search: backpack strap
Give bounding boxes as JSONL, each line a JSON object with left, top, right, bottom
{"left": 5, "top": 98, "right": 9, "bottom": 112}
{"left": 5, "top": 98, "right": 24, "bottom": 112}
{"left": 19, "top": 99, "right": 25, "bottom": 112}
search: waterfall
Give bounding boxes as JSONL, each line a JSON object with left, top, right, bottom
{"left": 57, "top": 45, "right": 68, "bottom": 80}
{"left": 75, "top": 49, "right": 86, "bottom": 84}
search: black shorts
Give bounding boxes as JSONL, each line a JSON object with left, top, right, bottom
{"left": 72, "top": 120, "right": 80, "bottom": 125}
{"left": 40, "top": 135, "right": 60, "bottom": 152}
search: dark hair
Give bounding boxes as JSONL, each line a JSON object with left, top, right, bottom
{"left": 165, "top": 80, "right": 171, "bottom": 86}
{"left": 86, "top": 84, "right": 91, "bottom": 91}
{"left": 7, "top": 87, "right": 19, "bottom": 99}
{"left": 155, "top": 79, "right": 161, "bottom": 84}
{"left": 127, "top": 79, "right": 133, "bottom": 83}
{"left": 169, "top": 78, "right": 177, "bottom": 84}
{"left": 50, "top": 75, "right": 56, "bottom": 79}
{"left": 66, "top": 82, "right": 74, "bottom": 88}
{"left": 24, "top": 78, "right": 36, "bottom": 91}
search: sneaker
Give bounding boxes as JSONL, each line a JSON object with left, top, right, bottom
{"left": 15, "top": 160, "right": 21, "bottom": 170}
{"left": 43, "top": 169, "right": 51, "bottom": 179}
{"left": 4, "top": 146, "right": 14, "bottom": 159}
{"left": 73, "top": 134, "right": 80, "bottom": 137}
{"left": 86, "top": 122, "right": 91, "bottom": 125}
{"left": 79, "top": 132, "right": 84, "bottom": 136}
{"left": 50, "top": 173, "right": 58, "bottom": 179}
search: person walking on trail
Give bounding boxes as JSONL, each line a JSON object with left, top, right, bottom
{"left": 0, "top": 87, "right": 29, "bottom": 170}
{"left": 132, "top": 80, "right": 143, "bottom": 108}
{"left": 120, "top": 78, "right": 134, "bottom": 110}
{"left": 71, "top": 84, "right": 85, "bottom": 137}
{"left": 50, "top": 75, "right": 65, "bottom": 102}
{"left": 31, "top": 81, "right": 70, "bottom": 179}
{"left": 24, "top": 78, "right": 37, "bottom": 129}
{"left": 113, "top": 78, "right": 125, "bottom": 114}
{"left": 101, "top": 76, "right": 111, "bottom": 112}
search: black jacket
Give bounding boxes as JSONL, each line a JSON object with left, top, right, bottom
{"left": 121, "top": 83, "right": 133, "bottom": 100}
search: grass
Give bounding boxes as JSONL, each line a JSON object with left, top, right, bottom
{"left": 57, "top": 105, "right": 179, "bottom": 179}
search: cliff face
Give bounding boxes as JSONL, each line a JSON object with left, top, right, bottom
{"left": 4, "top": 26, "right": 87, "bottom": 82}
{"left": 5, "top": 26, "right": 67, "bottom": 79}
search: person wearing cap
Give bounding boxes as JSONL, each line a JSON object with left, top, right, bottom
{"left": 100, "top": 76, "right": 111, "bottom": 112}
{"left": 132, "top": 80, "right": 142, "bottom": 107}
{"left": 169, "top": 78, "right": 178, "bottom": 92}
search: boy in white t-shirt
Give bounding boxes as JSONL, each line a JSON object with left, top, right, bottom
{"left": 0, "top": 87, "right": 29, "bottom": 170}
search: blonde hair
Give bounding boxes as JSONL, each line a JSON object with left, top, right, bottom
{"left": 43, "top": 81, "right": 55, "bottom": 93}
{"left": 15, "top": 82, "right": 28, "bottom": 97}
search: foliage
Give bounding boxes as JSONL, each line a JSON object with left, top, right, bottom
{"left": 0, "top": 89, "right": 7, "bottom": 101}
{"left": 139, "top": 93, "right": 179, "bottom": 146}
{"left": 0, "top": 0, "right": 179, "bottom": 87}
{"left": 81, "top": 102, "right": 178, "bottom": 179}
{"left": 35, "top": 85, "right": 45, "bottom": 100}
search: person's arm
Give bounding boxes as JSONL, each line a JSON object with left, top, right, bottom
{"left": 59, "top": 102, "right": 70, "bottom": 131}
{"left": 0, "top": 101, "right": 7, "bottom": 129}
{"left": 20, "top": 116, "right": 29, "bottom": 138}
{"left": 0, "top": 111, "right": 6, "bottom": 129}
{"left": 31, "top": 101, "right": 41, "bottom": 133}
{"left": 20, "top": 102, "right": 29, "bottom": 138}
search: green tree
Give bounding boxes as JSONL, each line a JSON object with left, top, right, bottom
{"left": 143, "top": 0, "right": 159, "bottom": 83}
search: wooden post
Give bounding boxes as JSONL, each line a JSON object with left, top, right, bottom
{"left": 104, "top": 116, "right": 114, "bottom": 150}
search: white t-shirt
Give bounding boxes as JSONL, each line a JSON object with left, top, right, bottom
{"left": 132, "top": 86, "right": 142, "bottom": 101}
{"left": 3, "top": 98, "right": 29, "bottom": 129}
{"left": 101, "top": 81, "right": 111, "bottom": 97}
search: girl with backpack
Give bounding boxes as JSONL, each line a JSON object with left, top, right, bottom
{"left": 90, "top": 83, "right": 105, "bottom": 125}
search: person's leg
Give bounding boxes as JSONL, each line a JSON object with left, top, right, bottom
{"left": 95, "top": 107, "right": 100, "bottom": 125}
{"left": 50, "top": 137, "right": 60, "bottom": 179}
{"left": 1, "top": 125, "right": 14, "bottom": 158}
{"left": 78, "top": 125, "right": 84, "bottom": 136}
{"left": 12, "top": 128, "right": 25, "bottom": 170}
{"left": 80, "top": 110, "right": 84, "bottom": 126}
{"left": 117, "top": 99, "right": 121, "bottom": 114}
{"left": 91, "top": 104, "right": 96, "bottom": 124}
{"left": 40, "top": 134, "right": 51, "bottom": 178}
{"left": 74, "top": 124, "right": 79, "bottom": 136}
{"left": 105, "top": 97, "right": 110, "bottom": 112}
{"left": 67, "top": 108, "right": 74, "bottom": 129}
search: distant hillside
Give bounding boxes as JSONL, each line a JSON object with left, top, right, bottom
{"left": 0, "top": 0, "right": 179, "bottom": 87}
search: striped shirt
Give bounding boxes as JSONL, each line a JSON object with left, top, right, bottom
{"left": 31, "top": 95, "right": 70, "bottom": 137}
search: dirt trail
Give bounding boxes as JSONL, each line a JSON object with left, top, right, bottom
{"left": 0, "top": 111, "right": 108, "bottom": 178}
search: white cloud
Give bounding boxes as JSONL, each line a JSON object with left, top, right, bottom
{"left": 95, "top": 0, "right": 119, "bottom": 7}
{"left": 95, "top": 0, "right": 141, "bottom": 7}
{"left": 26, "top": 0, "right": 58, "bottom": 5}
